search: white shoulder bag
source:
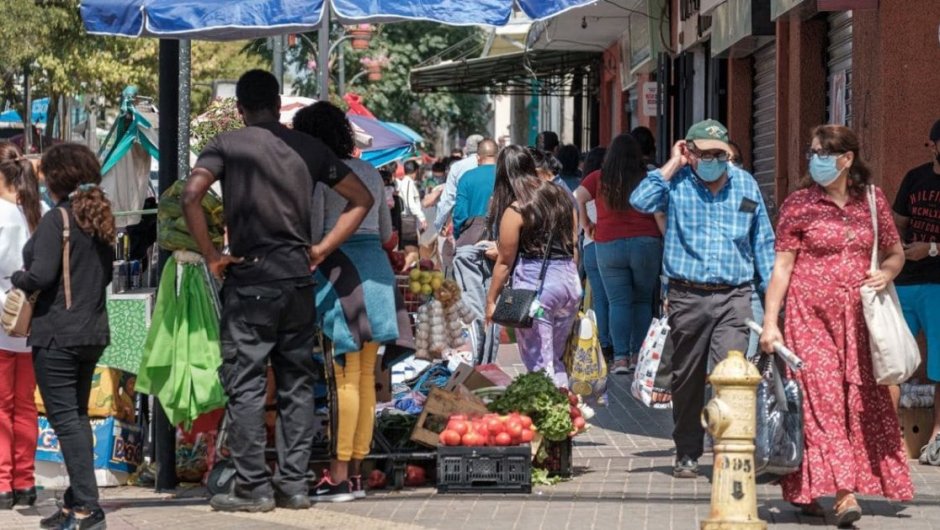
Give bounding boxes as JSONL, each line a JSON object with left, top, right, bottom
{"left": 860, "top": 185, "right": 920, "bottom": 385}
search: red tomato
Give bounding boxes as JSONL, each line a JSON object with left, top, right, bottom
{"left": 518, "top": 415, "right": 533, "bottom": 429}
{"left": 367, "top": 469, "right": 387, "bottom": 489}
{"left": 568, "top": 393, "right": 579, "bottom": 406}
{"left": 461, "top": 432, "right": 478, "bottom": 446}
{"left": 573, "top": 416, "right": 586, "bottom": 431}
{"left": 448, "top": 421, "right": 469, "bottom": 437}
{"left": 475, "top": 422, "right": 489, "bottom": 436}
{"left": 505, "top": 420, "right": 523, "bottom": 438}
{"left": 486, "top": 419, "right": 505, "bottom": 435}
{"left": 570, "top": 405, "right": 582, "bottom": 418}
{"left": 520, "top": 428, "right": 535, "bottom": 443}
{"left": 405, "top": 465, "right": 426, "bottom": 487}
{"left": 494, "top": 432, "right": 512, "bottom": 446}
{"left": 440, "top": 429, "right": 462, "bottom": 446}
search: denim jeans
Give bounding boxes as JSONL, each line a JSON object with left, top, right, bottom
{"left": 582, "top": 243, "right": 610, "bottom": 349}
{"left": 595, "top": 236, "right": 663, "bottom": 360}
{"left": 33, "top": 346, "right": 104, "bottom": 512}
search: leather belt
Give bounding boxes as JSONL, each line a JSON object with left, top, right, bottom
{"left": 668, "top": 278, "right": 742, "bottom": 292}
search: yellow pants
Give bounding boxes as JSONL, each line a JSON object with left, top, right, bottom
{"left": 333, "top": 343, "right": 378, "bottom": 461}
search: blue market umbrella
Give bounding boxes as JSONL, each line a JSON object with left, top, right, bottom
{"left": 81, "top": 0, "right": 595, "bottom": 38}
{"left": 384, "top": 122, "right": 424, "bottom": 144}
{"left": 347, "top": 114, "right": 416, "bottom": 167}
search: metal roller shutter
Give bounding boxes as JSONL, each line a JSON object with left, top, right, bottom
{"left": 751, "top": 43, "right": 777, "bottom": 204}
{"left": 827, "top": 11, "right": 853, "bottom": 126}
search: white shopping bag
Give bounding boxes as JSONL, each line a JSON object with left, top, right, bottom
{"left": 630, "top": 316, "right": 672, "bottom": 409}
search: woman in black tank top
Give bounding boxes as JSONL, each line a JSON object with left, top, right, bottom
{"left": 485, "top": 146, "right": 582, "bottom": 388}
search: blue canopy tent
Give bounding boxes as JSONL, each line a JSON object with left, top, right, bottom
{"left": 81, "top": 0, "right": 596, "bottom": 38}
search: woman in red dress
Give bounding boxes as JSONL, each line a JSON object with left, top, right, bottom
{"left": 761, "top": 125, "right": 913, "bottom": 526}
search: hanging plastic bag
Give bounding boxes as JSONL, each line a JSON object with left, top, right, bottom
{"left": 630, "top": 316, "right": 671, "bottom": 409}
{"left": 564, "top": 310, "right": 608, "bottom": 406}
{"left": 754, "top": 354, "right": 804, "bottom": 476}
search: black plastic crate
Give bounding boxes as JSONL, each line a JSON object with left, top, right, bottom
{"left": 436, "top": 445, "right": 532, "bottom": 493}
{"left": 537, "top": 438, "right": 572, "bottom": 478}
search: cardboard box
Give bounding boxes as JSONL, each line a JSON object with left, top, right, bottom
{"left": 410, "top": 387, "right": 489, "bottom": 448}
{"left": 36, "top": 366, "right": 136, "bottom": 423}
{"left": 444, "top": 363, "right": 512, "bottom": 393}
{"left": 37, "top": 416, "right": 142, "bottom": 474}
{"left": 34, "top": 461, "right": 129, "bottom": 489}
{"left": 899, "top": 406, "right": 934, "bottom": 459}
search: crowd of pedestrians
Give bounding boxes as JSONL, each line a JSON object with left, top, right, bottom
{"left": 0, "top": 67, "right": 937, "bottom": 529}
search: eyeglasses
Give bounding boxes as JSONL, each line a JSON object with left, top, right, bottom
{"left": 689, "top": 149, "right": 730, "bottom": 162}
{"left": 805, "top": 149, "right": 846, "bottom": 160}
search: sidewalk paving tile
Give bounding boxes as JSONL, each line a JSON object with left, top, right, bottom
{"left": 2, "top": 344, "right": 939, "bottom": 529}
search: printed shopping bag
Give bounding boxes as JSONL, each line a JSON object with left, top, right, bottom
{"left": 630, "top": 316, "right": 672, "bottom": 409}
{"left": 564, "top": 310, "right": 608, "bottom": 406}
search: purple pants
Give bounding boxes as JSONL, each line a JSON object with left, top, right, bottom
{"left": 512, "top": 258, "right": 582, "bottom": 388}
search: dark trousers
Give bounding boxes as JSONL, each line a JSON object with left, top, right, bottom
{"left": 219, "top": 279, "right": 318, "bottom": 499}
{"left": 33, "top": 345, "right": 105, "bottom": 512}
{"left": 666, "top": 284, "right": 752, "bottom": 460}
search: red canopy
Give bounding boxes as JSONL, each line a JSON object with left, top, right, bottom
{"left": 343, "top": 93, "right": 376, "bottom": 119}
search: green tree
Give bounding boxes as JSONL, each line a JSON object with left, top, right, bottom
{"left": 0, "top": 1, "right": 157, "bottom": 135}
{"left": 190, "top": 41, "right": 267, "bottom": 115}
{"left": 285, "top": 22, "right": 489, "bottom": 145}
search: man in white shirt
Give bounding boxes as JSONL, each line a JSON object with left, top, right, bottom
{"left": 395, "top": 160, "right": 426, "bottom": 250}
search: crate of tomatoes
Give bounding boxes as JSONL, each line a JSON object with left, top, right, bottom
{"left": 436, "top": 412, "right": 536, "bottom": 493}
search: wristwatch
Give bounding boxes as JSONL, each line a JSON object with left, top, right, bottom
{"left": 930, "top": 242, "right": 938, "bottom": 258}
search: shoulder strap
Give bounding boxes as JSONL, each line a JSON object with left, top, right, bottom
{"left": 867, "top": 185, "right": 878, "bottom": 273}
{"left": 59, "top": 208, "right": 72, "bottom": 310}
{"left": 534, "top": 225, "right": 556, "bottom": 295}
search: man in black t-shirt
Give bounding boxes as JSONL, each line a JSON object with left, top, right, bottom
{"left": 893, "top": 118, "right": 940, "bottom": 449}
{"left": 183, "top": 70, "right": 373, "bottom": 512}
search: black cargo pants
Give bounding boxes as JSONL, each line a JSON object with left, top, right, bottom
{"left": 219, "top": 278, "right": 318, "bottom": 499}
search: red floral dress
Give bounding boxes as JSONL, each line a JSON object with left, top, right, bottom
{"left": 775, "top": 185, "right": 913, "bottom": 503}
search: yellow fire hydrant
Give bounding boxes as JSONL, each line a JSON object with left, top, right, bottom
{"left": 700, "top": 350, "right": 766, "bottom": 530}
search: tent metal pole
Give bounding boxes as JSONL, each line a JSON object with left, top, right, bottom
{"left": 179, "top": 40, "right": 192, "bottom": 178}
{"left": 318, "top": 6, "right": 330, "bottom": 100}
{"left": 273, "top": 36, "right": 285, "bottom": 91}
{"left": 154, "top": 38, "right": 180, "bottom": 493}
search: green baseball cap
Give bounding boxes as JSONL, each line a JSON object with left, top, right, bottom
{"left": 686, "top": 119, "right": 731, "bottom": 152}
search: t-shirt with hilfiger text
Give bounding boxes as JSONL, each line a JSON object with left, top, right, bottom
{"left": 893, "top": 162, "right": 940, "bottom": 284}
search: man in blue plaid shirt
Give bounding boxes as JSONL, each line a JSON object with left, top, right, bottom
{"left": 631, "top": 119, "right": 775, "bottom": 478}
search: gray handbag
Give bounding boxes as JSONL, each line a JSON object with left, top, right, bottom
{"left": 754, "top": 354, "right": 804, "bottom": 476}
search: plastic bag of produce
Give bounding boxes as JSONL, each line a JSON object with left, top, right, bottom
{"left": 563, "top": 310, "right": 608, "bottom": 406}
{"left": 157, "top": 179, "right": 224, "bottom": 252}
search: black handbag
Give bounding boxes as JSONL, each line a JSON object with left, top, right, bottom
{"left": 754, "top": 354, "right": 804, "bottom": 476}
{"left": 491, "top": 228, "right": 554, "bottom": 329}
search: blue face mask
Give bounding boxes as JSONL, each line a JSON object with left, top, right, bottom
{"left": 696, "top": 159, "right": 727, "bottom": 183}
{"left": 809, "top": 154, "right": 842, "bottom": 186}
